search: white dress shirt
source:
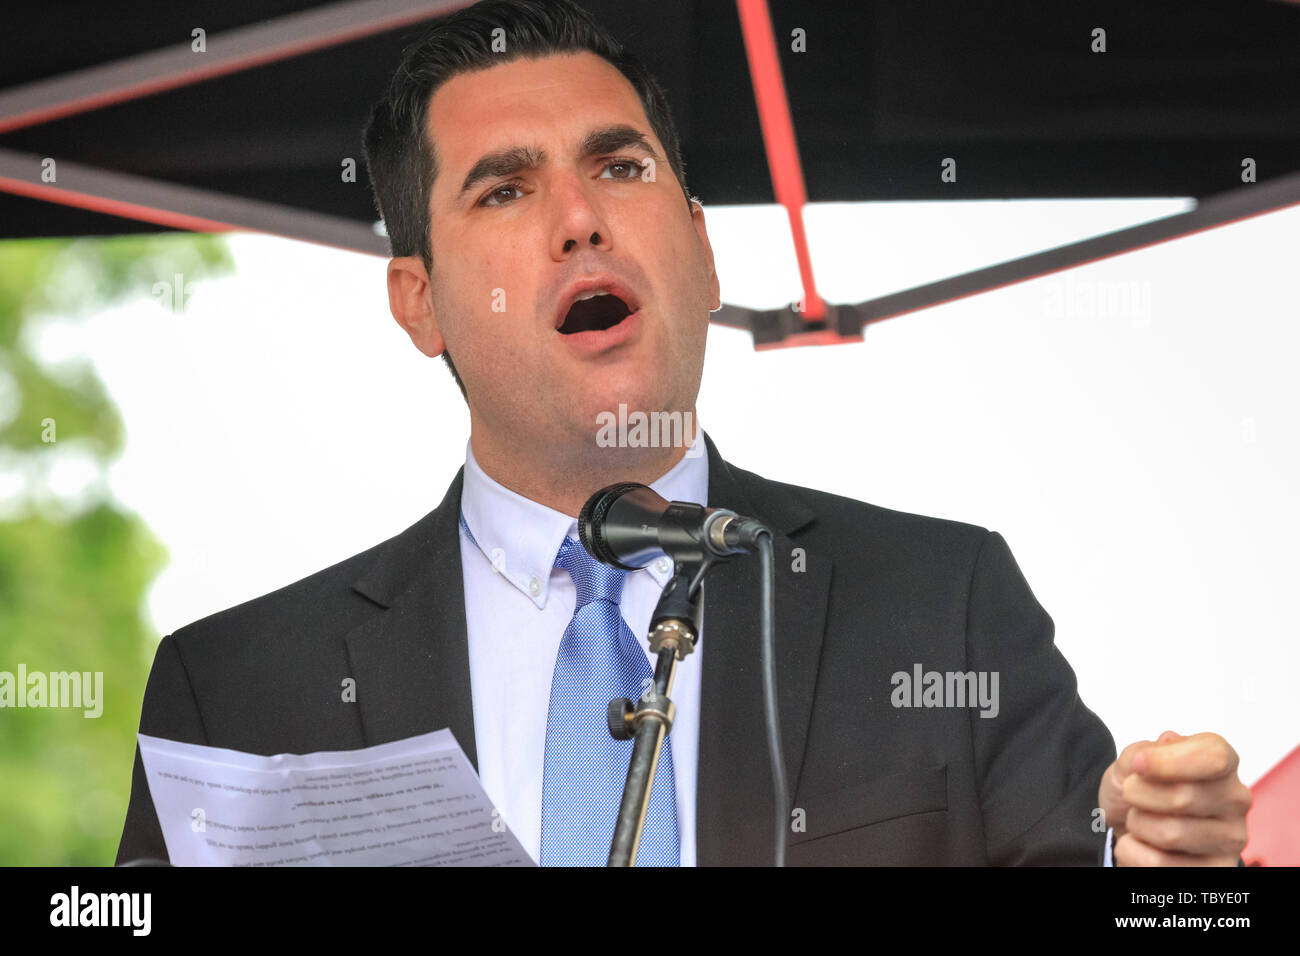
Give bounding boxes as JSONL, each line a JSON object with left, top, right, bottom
{"left": 458, "top": 428, "right": 709, "bottom": 865}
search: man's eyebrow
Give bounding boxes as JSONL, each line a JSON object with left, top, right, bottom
{"left": 456, "top": 124, "right": 661, "bottom": 203}
{"left": 577, "top": 124, "right": 660, "bottom": 164}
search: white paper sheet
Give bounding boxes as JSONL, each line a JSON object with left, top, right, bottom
{"left": 137, "top": 728, "right": 534, "bottom": 866}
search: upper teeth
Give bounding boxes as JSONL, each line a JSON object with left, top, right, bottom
{"left": 574, "top": 288, "right": 611, "bottom": 302}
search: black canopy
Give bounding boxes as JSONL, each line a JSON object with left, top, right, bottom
{"left": 3, "top": 0, "right": 1297, "bottom": 345}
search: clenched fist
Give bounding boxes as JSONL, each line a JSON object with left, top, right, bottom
{"left": 1098, "top": 730, "right": 1252, "bottom": 866}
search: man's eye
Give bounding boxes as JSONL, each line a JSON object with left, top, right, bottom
{"left": 479, "top": 182, "right": 524, "bottom": 207}
{"left": 478, "top": 160, "right": 646, "bottom": 207}
{"left": 600, "top": 158, "right": 646, "bottom": 180}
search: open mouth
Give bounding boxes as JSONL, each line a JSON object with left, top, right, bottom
{"left": 557, "top": 293, "right": 634, "bottom": 335}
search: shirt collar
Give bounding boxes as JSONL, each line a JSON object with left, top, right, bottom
{"left": 459, "top": 427, "right": 711, "bottom": 608}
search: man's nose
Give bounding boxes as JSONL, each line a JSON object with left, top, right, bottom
{"left": 549, "top": 173, "right": 611, "bottom": 256}
{"left": 562, "top": 231, "right": 602, "bottom": 254}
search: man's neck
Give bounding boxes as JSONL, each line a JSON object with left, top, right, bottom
{"left": 468, "top": 418, "right": 699, "bottom": 518}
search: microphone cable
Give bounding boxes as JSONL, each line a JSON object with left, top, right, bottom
{"left": 755, "top": 529, "right": 788, "bottom": 867}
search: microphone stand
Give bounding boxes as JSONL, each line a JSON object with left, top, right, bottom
{"left": 605, "top": 558, "right": 715, "bottom": 867}
{"left": 580, "top": 486, "right": 784, "bottom": 867}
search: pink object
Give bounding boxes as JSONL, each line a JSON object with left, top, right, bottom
{"left": 1243, "top": 744, "right": 1300, "bottom": 866}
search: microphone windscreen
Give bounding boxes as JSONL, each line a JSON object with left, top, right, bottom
{"left": 578, "top": 482, "right": 646, "bottom": 565}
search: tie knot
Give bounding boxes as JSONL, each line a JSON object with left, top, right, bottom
{"left": 555, "top": 536, "right": 628, "bottom": 609}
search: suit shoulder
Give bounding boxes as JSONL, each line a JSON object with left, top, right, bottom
{"left": 735, "top": 460, "right": 989, "bottom": 546}
{"left": 169, "top": 505, "right": 441, "bottom": 648}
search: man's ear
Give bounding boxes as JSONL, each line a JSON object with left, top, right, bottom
{"left": 387, "top": 255, "right": 447, "bottom": 357}
{"left": 689, "top": 199, "right": 722, "bottom": 313}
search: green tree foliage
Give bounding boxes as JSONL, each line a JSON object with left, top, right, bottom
{"left": 0, "top": 233, "right": 233, "bottom": 864}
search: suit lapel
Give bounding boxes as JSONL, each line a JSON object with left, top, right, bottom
{"left": 343, "top": 467, "right": 481, "bottom": 773}
{"left": 695, "top": 433, "right": 832, "bottom": 865}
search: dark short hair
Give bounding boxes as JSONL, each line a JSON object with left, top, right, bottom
{"left": 361, "top": 0, "right": 694, "bottom": 402}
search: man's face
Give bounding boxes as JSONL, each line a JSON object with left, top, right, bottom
{"left": 398, "top": 50, "right": 719, "bottom": 460}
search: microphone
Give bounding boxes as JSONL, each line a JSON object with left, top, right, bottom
{"left": 578, "top": 482, "right": 769, "bottom": 570}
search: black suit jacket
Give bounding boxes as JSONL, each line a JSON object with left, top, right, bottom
{"left": 116, "top": 431, "right": 1116, "bottom": 866}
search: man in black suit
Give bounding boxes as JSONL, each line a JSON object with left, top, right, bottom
{"left": 116, "top": 0, "right": 1251, "bottom": 866}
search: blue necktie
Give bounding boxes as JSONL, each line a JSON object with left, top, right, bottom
{"left": 540, "top": 536, "right": 680, "bottom": 866}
